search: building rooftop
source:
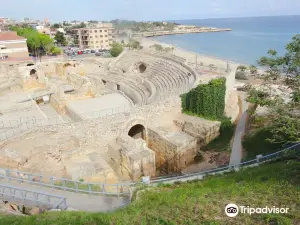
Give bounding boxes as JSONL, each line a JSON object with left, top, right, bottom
{"left": 0, "top": 31, "right": 26, "bottom": 41}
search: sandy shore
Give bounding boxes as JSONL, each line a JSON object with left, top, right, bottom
{"left": 138, "top": 37, "right": 241, "bottom": 70}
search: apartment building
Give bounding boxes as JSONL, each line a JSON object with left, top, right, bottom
{"left": 0, "top": 31, "right": 29, "bottom": 59}
{"left": 72, "top": 23, "right": 115, "bottom": 49}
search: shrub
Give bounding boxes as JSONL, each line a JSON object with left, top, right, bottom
{"left": 50, "top": 46, "right": 61, "bottom": 55}
{"left": 220, "top": 117, "right": 234, "bottom": 134}
{"left": 237, "top": 65, "right": 247, "bottom": 72}
{"left": 249, "top": 65, "right": 258, "bottom": 74}
{"left": 110, "top": 42, "right": 124, "bottom": 57}
{"left": 235, "top": 71, "right": 248, "bottom": 80}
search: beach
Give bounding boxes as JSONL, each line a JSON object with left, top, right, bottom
{"left": 138, "top": 37, "right": 240, "bottom": 70}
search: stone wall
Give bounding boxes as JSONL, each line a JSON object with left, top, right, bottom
{"left": 117, "top": 137, "right": 155, "bottom": 181}
{"left": 147, "top": 127, "right": 197, "bottom": 174}
{"left": 174, "top": 114, "right": 221, "bottom": 147}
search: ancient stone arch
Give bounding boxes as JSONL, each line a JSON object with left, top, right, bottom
{"left": 29, "top": 69, "right": 38, "bottom": 79}
{"left": 122, "top": 118, "right": 148, "bottom": 138}
{"left": 138, "top": 63, "right": 147, "bottom": 73}
{"left": 128, "top": 124, "right": 146, "bottom": 140}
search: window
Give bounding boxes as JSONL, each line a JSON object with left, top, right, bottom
{"left": 94, "top": 30, "right": 98, "bottom": 33}
{"left": 95, "top": 35, "right": 98, "bottom": 38}
{"left": 100, "top": 30, "right": 102, "bottom": 32}
{"left": 104, "top": 30, "right": 107, "bottom": 32}
{"left": 100, "top": 35, "right": 103, "bottom": 37}
{"left": 96, "top": 41, "right": 98, "bottom": 43}
{"left": 106, "top": 40, "right": 108, "bottom": 42}
{"left": 105, "top": 35, "right": 107, "bottom": 37}
{"left": 101, "top": 40, "right": 103, "bottom": 43}
{"left": 90, "top": 30, "right": 93, "bottom": 33}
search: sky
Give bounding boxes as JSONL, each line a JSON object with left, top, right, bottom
{"left": 1, "top": 0, "right": 300, "bottom": 22}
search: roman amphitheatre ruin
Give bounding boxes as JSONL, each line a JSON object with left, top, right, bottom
{"left": 0, "top": 49, "right": 239, "bottom": 186}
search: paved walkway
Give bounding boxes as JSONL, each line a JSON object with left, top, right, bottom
{"left": 1, "top": 181, "right": 129, "bottom": 212}
{"left": 229, "top": 93, "right": 248, "bottom": 165}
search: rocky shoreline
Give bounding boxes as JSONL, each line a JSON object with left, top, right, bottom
{"left": 135, "top": 28, "right": 232, "bottom": 37}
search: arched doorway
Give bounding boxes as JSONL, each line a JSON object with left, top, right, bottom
{"left": 138, "top": 63, "right": 147, "bottom": 73}
{"left": 30, "top": 69, "right": 38, "bottom": 79}
{"left": 128, "top": 124, "right": 145, "bottom": 140}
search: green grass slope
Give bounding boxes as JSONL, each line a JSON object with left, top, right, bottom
{"left": 1, "top": 160, "right": 299, "bottom": 225}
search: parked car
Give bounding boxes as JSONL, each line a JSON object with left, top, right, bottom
{"left": 77, "top": 51, "right": 83, "bottom": 55}
{"left": 91, "top": 50, "right": 96, "bottom": 53}
{"left": 95, "top": 52, "right": 103, "bottom": 56}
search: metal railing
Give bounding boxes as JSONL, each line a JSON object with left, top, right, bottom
{"left": 0, "top": 143, "right": 298, "bottom": 202}
{"left": 0, "top": 184, "right": 67, "bottom": 210}
{"left": 151, "top": 142, "right": 300, "bottom": 184}
{"left": 187, "top": 62, "right": 229, "bottom": 74}
{"left": 0, "top": 168, "right": 134, "bottom": 197}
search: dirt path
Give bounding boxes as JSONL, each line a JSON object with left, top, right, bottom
{"left": 229, "top": 92, "right": 248, "bottom": 165}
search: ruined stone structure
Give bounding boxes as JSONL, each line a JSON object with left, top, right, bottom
{"left": 0, "top": 50, "right": 238, "bottom": 183}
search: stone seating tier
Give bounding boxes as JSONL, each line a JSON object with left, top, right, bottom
{"left": 150, "top": 60, "right": 189, "bottom": 84}
{"left": 150, "top": 65, "right": 180, "bottom": 88}
{"left": 87, "top": 73, "right": 146, "bottom": 105}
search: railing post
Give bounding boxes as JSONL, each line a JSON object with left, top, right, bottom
{"left": 28, "top": 174, "right": 33, "bottom": 184}
{"left": 50, "top": 177, "right": 54, "bottom": 188}
{"left": 75, "top": 181, "right": 78, "bottom": 193}
{"left": 63, "top": 180, "right": 66, "bottom": 191}
{"left": 5, "top": 169, "right": 10, "bottom": 181}
{"left": 33, "top": 193, "right": 38, "bottom": 204}
{"left": 88, "top": 184, "right": 92, "bottom": 196}
{"left": 17, "top": 171, "right": 22, "bottom": 183}
{"left": 63, "top": 198, "right": 67, "bottom": 209}
{"left": 102, "top": 184, "right": 105, "bottom": 195}
{"left": 47, "top": 195, "right": 51, "bottom": 209}
{"left": 256, "top": 154, "right": 263, "bottom": 164}
{"left": 116, "top": 185, "right": 119, "bottom": 198}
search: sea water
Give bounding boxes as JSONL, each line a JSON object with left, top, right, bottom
{"left": 152, "top": 15, "right": 300, "bottom": 64}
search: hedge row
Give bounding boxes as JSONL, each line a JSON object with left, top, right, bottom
{"left": 181, "top": 78, "right": 226, "bottom": 119}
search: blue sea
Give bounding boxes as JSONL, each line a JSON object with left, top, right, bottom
{"left": 152, "top": 15, "right": 300, "bottom": 64}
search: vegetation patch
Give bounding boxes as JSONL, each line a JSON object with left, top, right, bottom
{"left": 242, "top": 126, "right": 283, "bottom": 160}
{"left": 110, "top": 42, "right": 124, "bottom": 57}
{"left": 204, "top": 119, "right": 235, "bottom": 152}
{"left": 181, "top": 78, "right": 226, "bottom": 120}
{"left": 1, "top": 160, "right": 299, "bottom": 225}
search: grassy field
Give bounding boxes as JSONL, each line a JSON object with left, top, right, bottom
{"left": 1, "top": 159, "right": 299, "bottom": 225}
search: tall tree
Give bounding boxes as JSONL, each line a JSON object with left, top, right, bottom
{"left": 110, "top": 42, "right": 123, "bottom": 57}
{"left": 51, "top": 23, "right": 61, "bottom": 28}
{"left": 54, "top": 31, "right": 67, "bottom": 46}
{"left": 247, "top": 34, "right": 300, "bottom": 144}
